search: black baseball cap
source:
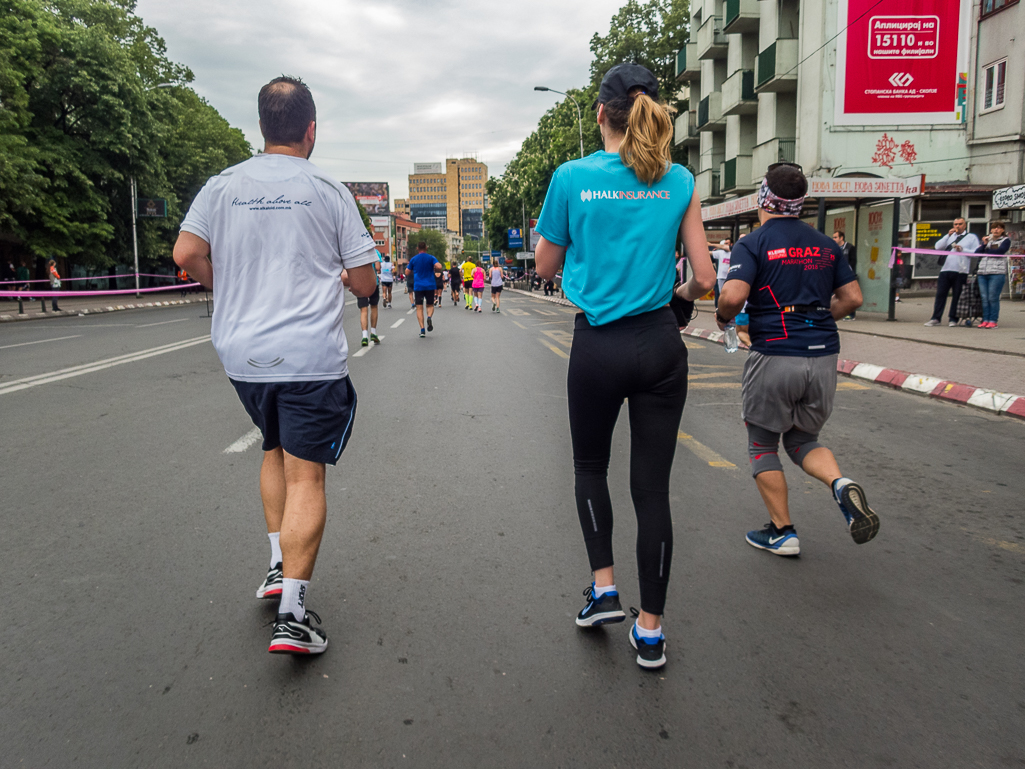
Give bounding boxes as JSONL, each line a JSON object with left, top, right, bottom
{"left": 592, "top": 63, "right": 660, "bottom": 108}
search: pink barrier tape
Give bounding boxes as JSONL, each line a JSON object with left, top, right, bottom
{"left": 0, "top": 272, "right": 180, "bottom": 285}
{"left": 0, "top": 282, "right": 202, "bottom": 298}
{"left": 887, "top": 245, "right": 1015, "bottom": 268}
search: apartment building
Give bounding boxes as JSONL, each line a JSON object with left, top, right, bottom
{"left": 393, "top": 198, "right": 410, "bottom": 218}
{"left": 407, "top": 158, "right": 489, "bottom": 239}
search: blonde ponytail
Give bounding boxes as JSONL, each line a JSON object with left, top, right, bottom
{"left": 618, "top": 94, "right": 673, "bottom": 186}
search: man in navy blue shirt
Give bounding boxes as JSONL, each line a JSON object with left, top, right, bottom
{"left": 716, "top": 163, "right": 879, "bottom": 557}
{"left": 405, "top": 242, "right": 442, "bottom": 338}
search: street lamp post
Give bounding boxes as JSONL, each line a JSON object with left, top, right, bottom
{"left": 132, "top": 82, "right": 175, "bottom": 296}
{"left": 534, "top": 86, "right": 585, "bottom": 159}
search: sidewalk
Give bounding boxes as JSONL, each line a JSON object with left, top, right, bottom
{"left": 0, "top": 290, "right": 210, "bottom": 322}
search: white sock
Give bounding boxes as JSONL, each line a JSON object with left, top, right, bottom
{"left": 370, "top": 327, "right": 376, "bottom": 335}
{"left": 634, "top": 621, "right": 662, "bottom": 640}
{"left": 362, "top": 330, "right": 369, "bottom": 339}
{"left": 279, "top": 578, "right": 309, "bottom": 621}
{"left": 268, "top": 532, "right": 281, "bottom": 567}
{"left": 594, "top": 583, "right": 617, "bottom": 597}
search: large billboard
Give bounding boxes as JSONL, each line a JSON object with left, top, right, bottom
{"left": 834, "top": 0, "right": 969, "bottom": 125}
{"left": 413, "top": 162, "right": 442, "bottom": 175}
{"left": 342, "top": 182, "right": 390, "bottom": 214}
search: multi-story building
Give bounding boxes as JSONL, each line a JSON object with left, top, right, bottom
{"left": 407, "top": 158, "right": 489, "bottom": 240}
{"left": 676, "top": 0, "right": 1022, "bottom": 298}
{"left": 393, "top": 198, "right": 410, "bottom": 218}
{"left": 393, "top": 214, "right": 421, "bottom": 270}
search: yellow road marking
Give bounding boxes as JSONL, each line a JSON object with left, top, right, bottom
{"left": 684, "top": 341, "right": 705, "bottom": 349}
{"left": 540, "top": 329, "right": 574, "bottom": 348}
{"left": 963, "top": 529, "right": 1025, "bottom": 555}
{"left": 837, "top": 381, "right": 869, "bottom": 390}
{"left": 539, "top": 339, "right": 570, "bottom": 359}
{"left": 533, "top": 309, "right": 559, "bottom": 316}
{"left": 507, "top": 308, "right": 530, "bottom": 316}
{"left": 512, "top": 321, "right": 528, "bottom": 330}
{"left": 677, "top": 431, "right": 736, "bottom": 468}
{"left": 690, "top": 364, "right": 740, "bottom": 369}
{"left": 689, "top": 371, "right": 739, "bottom": 380}
{"left": 689, "top": 383, "right": 742, "bottom": 389}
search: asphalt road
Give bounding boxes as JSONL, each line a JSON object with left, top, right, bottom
{"left": 2, "top": 291, "right": 1022, "bottom": 768}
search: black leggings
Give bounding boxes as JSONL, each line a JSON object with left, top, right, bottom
{"left": 567, "top": 307, "right": 689, "bottom": 615}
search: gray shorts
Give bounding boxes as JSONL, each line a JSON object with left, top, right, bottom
{"left": 742, "top": 351, "right": 838, "bottom": 434}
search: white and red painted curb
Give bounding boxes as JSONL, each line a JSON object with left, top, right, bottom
{"left": 0, "top": 297, "right": 207, "bottom": 323}
{"left": 680, "top": 325, "right": 1025, "bottom": 421}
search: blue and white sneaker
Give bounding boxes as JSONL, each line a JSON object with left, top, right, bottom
{"left": 575, "top": 583, "right": 626, "bottom": 627}
{"left": 833, "top": 480, "right": 880, "bottom": 544}
{"left": 745, "top": 523, "right": 800, "bottom": 556}
{"left": 628, "top": 613, "right": 666, "bottom": 670}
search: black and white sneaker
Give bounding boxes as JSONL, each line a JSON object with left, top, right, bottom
{"left": 268, "top": 610, "right": 328, "bottom": 655}
{"left": 628, "top": 619, "right": 666, "bottom": 670}
{"left": 427, "top": 316, "right": 433, "bottom": 332}
{"left": 575, "top": 583, "right": 626, "bottom": 627}
{"left": 833, "top": 480, "right": 880, "bottom": 545}
{"left": 255, "top": 563, "right": 283, "bottom": 600}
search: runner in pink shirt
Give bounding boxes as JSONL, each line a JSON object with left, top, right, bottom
{"left": 471, "top": 263, "right": 486, "bottom": 313}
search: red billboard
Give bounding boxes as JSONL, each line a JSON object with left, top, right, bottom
{"left": 834, "top": 0, "right": 968, "bottom": 125}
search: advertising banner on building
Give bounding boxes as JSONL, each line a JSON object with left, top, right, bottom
{"left": 507, "top": 228, "right": 523, "bottom": 249}
{"left": 342, "top": 182, "right": 390, "bottom": 214}
{"left": 834, "top": 0, "right": 970, "bottom": 125}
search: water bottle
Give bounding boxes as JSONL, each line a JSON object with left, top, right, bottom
{"left": 723, "top": 323, "right": 739, "bottom": 354}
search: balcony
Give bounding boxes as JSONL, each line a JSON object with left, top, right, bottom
{"left": 697, "top": 92, "right": 726, "bottom": 131}
{"left": 721, "top": 156, "right": 754, "bottom": 193}
{"left": 751, "top": 138, "right": 798, "bottom": 182}
{"left": 755, "top": 39, "right": 799, "bottom": 92}
{"left": 723, "top": 0, "right": 760, "bottom": 34}
{"left": 722, "top": 69, "right": 757, "bottom": 115}
{"left": 674, "top": 110, "right": 700, "bottom": 147}
{"left": 696, "top": 169, "right": 722, "bottom": 201}
{"left": 696, "top": 15, "right": 728, "bottom": 60}
{"left": 676, "top": 43, "right": 700, "bottom": 81}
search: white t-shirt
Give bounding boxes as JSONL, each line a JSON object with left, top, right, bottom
{"left": 380, "top": 260, "right": 394, "bottom": 282}
{"left": 934, "top": 231, "right": 981, "bottom": 274}
{"left": 180, "top": 154, "right": 377, "bottom": 382}
{"left": 490, "top": 266, "right": 504, "bottom": 286}
{"left": 713, "top": 248, "right": 731, "bottom": 281}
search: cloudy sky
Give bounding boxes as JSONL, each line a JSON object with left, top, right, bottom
{"left": 135, "top": 0, "right": 625, "bottom": 200}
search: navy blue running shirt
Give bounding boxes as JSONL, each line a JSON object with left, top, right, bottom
{"left": 407, "top": 251, "right": 439, "bottom": 291}
{"left": 724, "top": 218, "right": 856, "bottom": 357}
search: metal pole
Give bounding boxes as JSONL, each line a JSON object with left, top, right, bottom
{"left": 887, "top": 196, "right": 900, "bottom": 321}
{"left": 816, "top": 197, "right": 826, "bottom": 234}
{"left": 566, "top": 93, "right": 585, "bottom": 159}
{"left": 131, "top": 175, "right": 140, "bottom": 297}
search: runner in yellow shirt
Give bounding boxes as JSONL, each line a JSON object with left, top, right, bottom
{"left": 460, "top": 259, "right": 476, "bottom": 309}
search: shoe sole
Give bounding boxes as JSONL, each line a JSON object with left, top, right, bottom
{"left": 575, "top": 610, "right": 626, "bottom": 627}
{"left": 256, "top": 586, "right": 282, "bottom": 599}
{"left": 841, "top": 483, "right": 880, "bottom": 544}
{"left": 629, "top": 630, "right": 666, "bottom": 669}
{"left": 427, "top": 319, "right": 433, "bottom": 331}
{"left": 745, "top": 533, "right": 800, "bottom": 556}
{"left": 268, "top": 639, "right": 328, "bottom": 655}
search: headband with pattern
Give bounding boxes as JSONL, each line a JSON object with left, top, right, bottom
{"left": 757, "top": 177, "right": 805, "bottom": 216}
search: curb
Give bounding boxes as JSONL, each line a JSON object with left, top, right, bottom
{"left": 0, "top": 297, "right": 207, "bottom": 323}
{"left": 680, "top": 325, "right": 1025, "bottom": 422}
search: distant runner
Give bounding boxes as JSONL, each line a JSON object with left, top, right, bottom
{"left": 406, "top": 241, "right": 442, "bottom": 337}
{"left": 173, "top": 76, "right": 378, "bottom": 655}
{"left": 379, "top": 255, "right": 394, "bottom": 308}
{"left": 471, "top": 261, "right": 485, "bottom": 312}
{"left": 449, "top": 263, "right": 462, "bottom": 306}
{"left": 358, "top": 251, "right": 382, "bottom": 347}
{"left": 461, "top": 258, "right": 476, "bottom": 309}
{"left": 489, "top": 263, "right": 505, "bottom": 312}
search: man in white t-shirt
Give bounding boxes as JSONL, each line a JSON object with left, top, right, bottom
{"left": 173, "top": 76, "right": 378, "bottom": 656}
{"left": 925, "top": 217, "right": 981, "bottom": 327}
{"left": 711, "top": 238, "right": 732, "bottom": 305}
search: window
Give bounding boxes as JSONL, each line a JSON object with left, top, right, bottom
{"left": 967, "top": 203, "right": 988, "bottom": 219}
{"left": 982, "top": 0, "right": 1017, "bottom": 16}
{"left": 981, "top": 59, "right": 1006, "bottom": 112}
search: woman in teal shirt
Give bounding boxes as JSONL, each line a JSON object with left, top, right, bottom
{"left": 535, "top": 63, "right": 715, "bottom": 670}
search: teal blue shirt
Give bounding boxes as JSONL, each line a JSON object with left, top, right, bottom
{"left": 535, "top": 151, "right": 694, "bottom": 326}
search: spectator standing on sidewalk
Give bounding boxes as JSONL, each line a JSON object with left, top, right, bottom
{"left": 976, "top": 221, "right": 1010, "bottom": 329}
{"left": 173, "top": 75, "right": 379, "bottom": 656}
{"left": 16, "top": 260, "right": 31, "bottom": 298}
{"left": 833, "top": 231, "right": 857, "bottom": 320}
{"left": 47, "top": 259, "right": 62, "bottom": 312}
{"left": 925, "top": 218, "right": 980, "bottom": 327}
{"left": 710, "top": 239, "right": 731, "bottom": 305}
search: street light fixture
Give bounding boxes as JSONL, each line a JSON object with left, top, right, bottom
{"left": 534, "top": 86, "right": 585, "bottom": 160}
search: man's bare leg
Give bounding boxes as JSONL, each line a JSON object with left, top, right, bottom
{"left": 261, "top": 447, "right": 286, "bottom": 534}
{"left": 280, "top": 451, "right": 327, "bottom": 581}
{"left": 754, "top": 470, "right": 792, "bottom": 528}
{"left": 797, "top": 446, "right": 842, "bottom": 488}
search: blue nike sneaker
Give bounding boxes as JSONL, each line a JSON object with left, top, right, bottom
{"left": 628, "top": 612, "right": 666, "bottom": 670}
{"left": 575, "top": 583, "right": 626, "bottom": 627}
{"left": 745, "top": 522, "right": 800, "bottom": 556}
{"left": 833, "top": 480, "right": 880, "bottom": 544}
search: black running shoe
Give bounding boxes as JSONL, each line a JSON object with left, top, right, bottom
{"left": 833, "top": 480, "right": 880, "bottom": 544}
{"left": 268, "top": 610, "right": 328, "bottom": 654}
{"left": 628, "top": 618, "right": 666, "bottom": 670}
{"left": 427, "top": 316, "right": 433, "bottom": 332}
{"left": 255, "top": 562, "right": 283, "bottom": 600}
{"left": 575, "top": 583, "right": 626, "bottom": 627}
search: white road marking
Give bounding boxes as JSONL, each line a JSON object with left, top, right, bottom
{"left": 0, "top": 334, "right": 81, "bottom": 350}
{"left": 137, "top": 318, "right": 190, "bottom": 328}
{"left": 406, "top": 308, "right": 414, "bottom": 315}
{"left": 0, "top": 335, "right": 211, "bottom": 396}
{"left": 351, "top": 335, "right": 385, "bottom": 357}
{"left": 390, "top": 318, "right": 405, "bottom": 329}
{"left": 224, "top": 427, "right": 262, "bottom": 454}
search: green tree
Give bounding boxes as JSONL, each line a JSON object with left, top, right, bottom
{"left": 407, "top": 228, "right": 447, "bottom": 263}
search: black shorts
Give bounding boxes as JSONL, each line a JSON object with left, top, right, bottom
{"left": 357, "top": 285, "right": 380, "bottom": 308}
{"left": 230, "top": 376, "right": 357, "bottom": 466}
{"left": 414, "top": 289, "right": 435, "bottom": 305}
{"left": 463, "top": 280, "right": 473, "bottom": 290}
{"left": 490, "top": 285, "right": 503, "bottom": 294}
